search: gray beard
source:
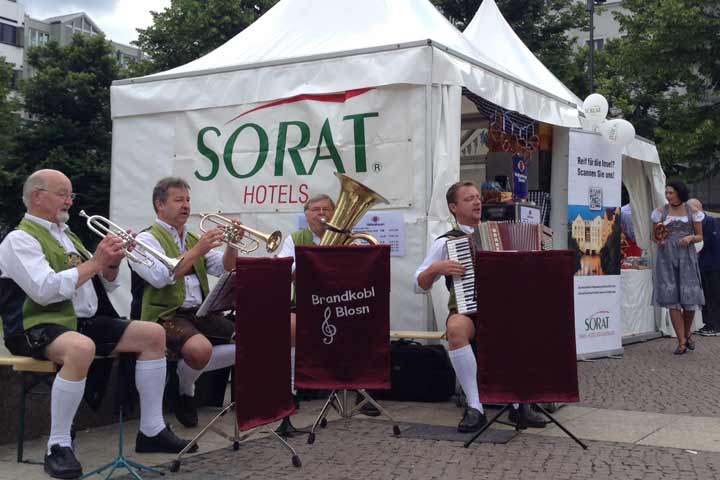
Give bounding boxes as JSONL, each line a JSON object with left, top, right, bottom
{"left": 57, "top": 211, "right": 70, "bottom": 224}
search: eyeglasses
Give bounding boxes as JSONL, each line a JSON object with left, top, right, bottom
{"left": 37, "top": 189, "right": 76, "bottom": 200}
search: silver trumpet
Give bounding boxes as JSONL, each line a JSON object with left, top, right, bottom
{"left": 199, "top": 212, "right": 282, "bottom": 254}
{"left": 79, "top": 210, "right": 182, "bottom": 272}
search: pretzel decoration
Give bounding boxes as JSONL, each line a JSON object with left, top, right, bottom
{"left": 653, "top": 223, "right": 669, "bottom": 244}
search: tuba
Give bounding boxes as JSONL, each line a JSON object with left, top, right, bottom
{"left": 320, "top": 173, "right": 389, "bottom": 246}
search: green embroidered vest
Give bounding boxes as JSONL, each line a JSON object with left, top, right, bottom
{"left": 11, "top": 219, "right": 91, "bottom": 332}
{"left": 140, "top": 224, "right": 209, "bottom": 322}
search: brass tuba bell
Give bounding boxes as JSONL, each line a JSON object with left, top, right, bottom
{"left": 320, "top": 172, "right": 389, "bottom": 246}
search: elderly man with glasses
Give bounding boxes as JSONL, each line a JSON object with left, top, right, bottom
{"left": 0, "top": 169, "right": 195, "bottom": 480}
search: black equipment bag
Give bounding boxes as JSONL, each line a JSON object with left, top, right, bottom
{"left": 375, "top": 340, "right": 455, "bottom": 402}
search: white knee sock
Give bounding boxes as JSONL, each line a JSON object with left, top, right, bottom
{"left": 290, "top": 347, "right": 296, "bottom": 394}
{"left": 48, "top": 376, "right": 86, "bottom": 453}
{"left": 203, "top": 344, "right": 235, "bottom": 372}
{"left": 136, "top": 358, "right": 167, "bottom": 437}
{"left": 177, "top": 344, "right": 236, "bottom": 397}
{"left": 448, "top": 345, "right": 483, "bottom": 412}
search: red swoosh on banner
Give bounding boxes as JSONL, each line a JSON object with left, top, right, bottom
{"left": 224, "top": 88, "right": 374, "bottom": 125}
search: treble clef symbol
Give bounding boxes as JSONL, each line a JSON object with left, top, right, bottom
{"left": 321, "top": 306, "right": 337, "bottom": 345}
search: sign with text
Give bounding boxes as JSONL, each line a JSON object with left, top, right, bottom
{"left": 173, "top": 86, "right": 419, "bottom": 213}
{"left": 567, "top": 130, "right": 623, "bottom": 358}
{"left": 295, "top": 245, "right": 390, "bottom": 390}
{"left": 298, "top": 211, "right": 406, "bottom": 256}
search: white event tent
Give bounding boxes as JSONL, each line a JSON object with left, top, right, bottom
{"left": 110, "top": 0, "right": 591, "bottom": 332}
{"left": 464, "top": 0, "right": 678, "bottom": 339}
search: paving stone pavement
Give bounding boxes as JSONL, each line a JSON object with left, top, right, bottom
{"left": 5, "top": 337, "right": 720, "bottom": 480}
{"left": 578, "top": 336, "right": 720, "bottom": 415}
{"left": 115, "top": 419, "right": 720, "bottom": 480}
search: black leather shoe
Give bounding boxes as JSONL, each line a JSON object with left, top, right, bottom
{"left": 135, "top": 425, "right": 199, "bottom": 454}
{"left": 44, "top": 444, "right": 82, "bottom": 479}
{"left": 175, "top": 394, "right": 198, "bottom": 428}
{"left": 509, "top": 404, "right": 548, "bottom": 429}
{"left": 457, "top": 407, "right": 487, "bottom": 433}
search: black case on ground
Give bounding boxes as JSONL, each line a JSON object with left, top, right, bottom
{"left": 375, "top": 340, "right": 455, "bottom": 402}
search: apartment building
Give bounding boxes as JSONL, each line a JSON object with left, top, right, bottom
{"left": 1, "top": 0, "right": 142, "bottom": 88}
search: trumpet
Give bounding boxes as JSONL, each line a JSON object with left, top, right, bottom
{"left": 79, "top": 210, "right": 182, "bottom": 272}
{"left": 199, "top": 213, "right": 282, "bottom": 254}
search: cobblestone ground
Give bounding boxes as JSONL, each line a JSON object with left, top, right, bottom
{"left": 578, "top": 336, "right": 720, "bottom": 415}
{"left": 118, "top": 419, "right": 720, "bottom": 480}
{"left": 113, "top": 337, "right": 720, "bottom": 480}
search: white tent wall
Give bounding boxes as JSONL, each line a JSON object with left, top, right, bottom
{"left": 107, "top": 0, "right": 590, "bottom": 330}
{"left": 108, "top": 84, "right": 445, "bottom": 332}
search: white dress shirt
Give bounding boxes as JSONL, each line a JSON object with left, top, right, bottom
{"left": 131, "top": 219, "right": 226, "bottom": 308}
{"left": 0, "top": 213, "right": 119, "bottom": 318}
{"left": 276, "top": 229, "right": 322, "bottom": 273}
{"left": 413, "top": 224, "right": 475, "bottom": 293}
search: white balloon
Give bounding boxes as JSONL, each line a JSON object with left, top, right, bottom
{"left": 582, "top": 93, "right": 609, "bottom": 130}
{"left": 599, "top": 119, "right": 636, "bottom": 146}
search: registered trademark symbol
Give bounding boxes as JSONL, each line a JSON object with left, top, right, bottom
{"left": 373, "top": 163, "right": 382, "bottom": 172}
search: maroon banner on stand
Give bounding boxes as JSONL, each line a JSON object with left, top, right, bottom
{"left": 474, "top": 250, "right": 579, "bottom": 403}
{"left": 234, "top": 257, "right": 295, "bottom": 431}
{"left": 295, "top": 245, "right": 391, "bottom": 390}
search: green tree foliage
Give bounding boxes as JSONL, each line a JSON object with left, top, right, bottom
{"left": 134, "top": 0, "right": 278, "bottom": 73}
{"left": 0, "top": 60, "right": 21, "bottom": 230}
{"left": 0, "top": 34, "right": 120, "bottom": 244}
{"left": 594, "top": 0, "right": 720, "bottom": 180}
{"left": 431, "top": 0, "right": 587, "bottom": 92}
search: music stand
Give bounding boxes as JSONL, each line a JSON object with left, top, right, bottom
{"left": 171, "top": 260, "right": 303, "bottom": 471}
{"left": 307, "top": 389, "right": 400, "bottom": 444}
{"left": 464, "top": 250, "right": 587, "bottom": 450}
{"left": 295, "top": 245, "right": 400, "bottom": 445}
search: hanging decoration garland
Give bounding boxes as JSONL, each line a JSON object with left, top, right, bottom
{"left": 463, "top": 88, "right": 540, "bottom": 161}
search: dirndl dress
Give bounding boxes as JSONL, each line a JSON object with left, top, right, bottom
{"left": 652, "top": 204, "right": 705, "bottom": 309}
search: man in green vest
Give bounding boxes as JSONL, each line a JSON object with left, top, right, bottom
{"left": 131, "top": 177, "right": 239, "bottom": 429}
{"left": 276, "top": 193, "right": 335, "bottom": 394}
{"left": 0, "top": 169, "right": 194, "bottom": 480}
{"left": 414, "top": 181, "right": 547, "bottom": 433}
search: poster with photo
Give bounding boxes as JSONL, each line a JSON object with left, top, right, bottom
{"left": 568, "top": 130, "right": 624, "bottom": 359}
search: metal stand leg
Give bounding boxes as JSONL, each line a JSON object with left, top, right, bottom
{"left": 81, "top": 409, "right": 164, "bottom": 479}
{"left": 307, "top": 389, "right": 400, "bottom": 444}
{"left": 533, "top": 403, "right": 588, "bottom": 450}
{"left": 171, "top": 402, "right": 242, "bottom": 473}
{"left": 464, "top": 404, "right": 511, "bottom": 448}
{"left": 170, "top": 401, "right": 302, "bottom": 472}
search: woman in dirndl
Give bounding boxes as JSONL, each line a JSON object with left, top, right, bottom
{"left": 652, "top": 180, "right": 705, "bottom": 355}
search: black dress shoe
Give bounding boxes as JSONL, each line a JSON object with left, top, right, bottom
{"left": 44, "top": 444, "right": 82, "bottom": 479}
{"left": 135, "top": 425, "right": 199, "bottom": 454}
{"left": 175, "top": 394, "right": 198, "bottom": 428}
{"left": 457, "top": 407, "right": 487, "bottom": 433}
{"left": 509, "top": 404, "right": 548, "bottom": 429}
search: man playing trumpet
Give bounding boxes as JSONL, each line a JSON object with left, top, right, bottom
{"left": 131, "top": 177, "right": 239, "bottom": 428}
{"left": 0, "top": 169, "right": 194, "bottom": 480}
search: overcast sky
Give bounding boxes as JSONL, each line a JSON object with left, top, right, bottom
{"left": 22, "top": 0, "right": 172, "bottom": 46}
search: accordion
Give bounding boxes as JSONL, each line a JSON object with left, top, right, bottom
{"left": 477, "top": 221, "right": 543, "bottom": 251}
{"left": 445, "top": 222, "right": 554, "bottom": 315}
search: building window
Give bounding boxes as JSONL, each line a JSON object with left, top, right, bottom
{"left": 29, "top": 29, "right": 49, "bottom": 47}
{"left": 0, "top": 22, "right": 18, "bottom": 46}
{"left": 586, "top": 38, "right": 605, "bottom": 50}
{"left": 11, "top": 69, "right": 21, "bottom": 89}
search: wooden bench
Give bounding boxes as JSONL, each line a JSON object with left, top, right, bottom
{"left": 390, "top": 330, "right": 446, "bottom": 341}
{"left": 0, "top": 355, "right": 58, "bottom": 462}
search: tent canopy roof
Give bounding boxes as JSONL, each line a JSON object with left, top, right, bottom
{"left": 111, "top": 0, "right": 581, "bottom": 127}
{"left": 156, "top": 0, "right": 510, "bottom": 79}
{"left": 463, "top": 0, "right": 582, "bottom": 107}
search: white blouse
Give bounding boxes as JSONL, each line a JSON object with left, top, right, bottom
{"left": 650, "top": 209, "right": 705, "bottom": 225}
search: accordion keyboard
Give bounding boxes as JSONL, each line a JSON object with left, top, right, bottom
{"left": 446, "top": 236, "right": 477, "bottom": 315}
